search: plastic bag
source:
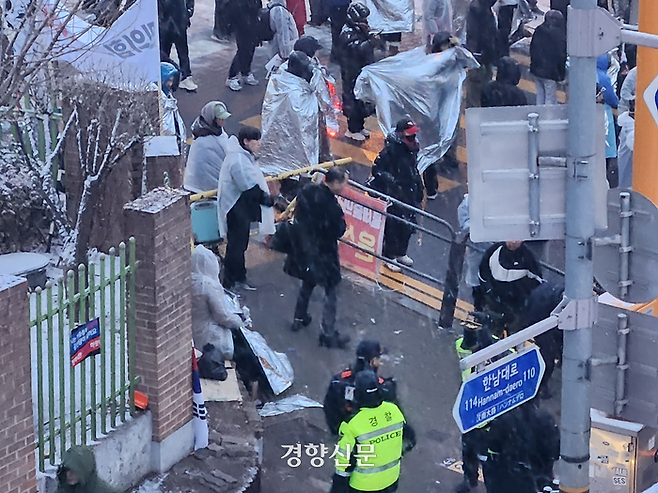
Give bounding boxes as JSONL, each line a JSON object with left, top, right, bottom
{"left": 198, "top": 344, "right": 228, "bottom": 381}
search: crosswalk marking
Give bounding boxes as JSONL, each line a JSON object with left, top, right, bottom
{"left": 437, "top": 176, "right": 461, "bottom": 193}
{"left": 241, "top": 115, "right": 262, "bottom": 128}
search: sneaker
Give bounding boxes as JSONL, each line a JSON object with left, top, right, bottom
{"left": 385, "top": 262, "right": 402, "bottom": 273}
{"left": 291, "top": 314, "right": 313, "bottom": 332}
{"left": 179, "top": 77, "right": 198, "bottom": 91}
{"left": 319, "top": 331, "right": 350, "bottom": 349}
{"left": 234, "top": 281, "right": 257, "bottom": 291}
{"left": 361, "top": 128, "right": 371, "bottom": 138}
{"left": 426, "top": 192, "right": 438, "bottom": 200}
{"left": 226, "top": 76, "right": 242, "bottom": 91}
{"left": 244, "top": 73, "right": 259, "bottom": 86}
{"left": 396, "top": 255, "right": 413, "bottom": 267}
{"left": 345, "top": 130, "right": 366, "bottom": 141}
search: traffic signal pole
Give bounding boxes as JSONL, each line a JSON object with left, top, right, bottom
{"left": 562, "top": 0, "right": 598, "bottom": 491}
{"left": 633, "top": 0, "right": 658, "bottom": 203}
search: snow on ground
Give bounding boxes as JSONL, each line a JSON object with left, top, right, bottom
{"left": 131, "top": 475, "right": 167, "bottom": 493}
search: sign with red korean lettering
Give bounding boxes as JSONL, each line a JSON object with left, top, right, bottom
{"left": 70, "top": 318, "right": 101, "bottom": 367}
{"left": 337, "top": 186, "right": 386, "bottom": 276}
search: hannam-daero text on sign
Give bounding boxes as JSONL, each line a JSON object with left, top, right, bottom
{"left": 453, "top": 345, "right": 545, "bottom": 433}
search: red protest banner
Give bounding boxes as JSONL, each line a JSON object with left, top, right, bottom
{"left": 337, "top": 185, "right": 386, "bottom": 276}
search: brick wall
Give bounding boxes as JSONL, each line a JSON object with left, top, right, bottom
{"left": 124, "top": 188, "right": 193, "bottom": 443}
{"left": 0, "top": 276, "right": 37, "bottom": 493}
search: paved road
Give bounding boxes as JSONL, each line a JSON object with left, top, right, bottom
{"left": 172, "top": 3, "right": 565, "bottom": 492}
{"left": 239, "top": 244, "right": 491, "bottom": 493}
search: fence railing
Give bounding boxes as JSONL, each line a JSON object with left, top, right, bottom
{"left": 30, "top": 239, "right": 137, "bottom": 471}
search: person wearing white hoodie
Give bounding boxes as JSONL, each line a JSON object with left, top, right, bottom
{"left": 217, "top": 126, "right": 276, "bottom": 290}
{"left": 191, "top": 245, "right": 243, "bottom": 365}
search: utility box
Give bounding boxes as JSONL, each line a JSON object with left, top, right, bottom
{"left": 590, "top": 410, "right": 658, "bottom": 493}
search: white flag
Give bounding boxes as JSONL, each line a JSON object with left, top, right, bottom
{"left": 40, "top": 0, "right": 161, "bottom": 89}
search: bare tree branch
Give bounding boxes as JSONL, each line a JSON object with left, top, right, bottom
{"left": 47, "top": 105, "right": 77, "bottom": 162}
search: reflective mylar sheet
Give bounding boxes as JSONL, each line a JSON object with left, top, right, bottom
{"left": 354, "top": 46, "right": 478, "bottom": 172}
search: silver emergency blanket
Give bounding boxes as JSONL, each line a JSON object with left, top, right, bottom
{"left": 258, "top": 395, "right": 323, "bottom": 417}
{"left": 363, "top": 0, "right": 414, "bottom": 34}
{"left": 354, "top": 46, "right": 478, "bottom": 173}
{"left": 259, "top": 66, "right": 335, "bottom": 175}
{"left": 239, "top": 326, "right": 294, "bottom": 395}
{"left": 161, "top": 91, "right": 186, "bottom": 142}
{"left": 224, "top": 297, "right": 294, "bottom": 395}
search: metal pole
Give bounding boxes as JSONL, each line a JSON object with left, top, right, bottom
{"left": 527, "top": 113, "right": 540, "bottom": 238}
{"left": 562, "top": 1, "right": 597, "bottom": 492}
{"left": 438, "top": 232, "right": 467, "bottom": 330}
{"left": 614, "top": 313, "right": 629, "bottom": 417}
{"left": 619, "top": 192, "right": 632, "bottom": 300}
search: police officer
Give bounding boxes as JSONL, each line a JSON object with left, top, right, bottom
{"left": 330, "top": 371, "right": 415, "bottom": 493}
{"left": 324, "top": 340, "right": 397, "bottom": 435}
{"left": 454, "top": 315, "right": 496, "bottom": 493}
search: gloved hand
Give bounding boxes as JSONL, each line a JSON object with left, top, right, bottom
{"left": 329, "top": 473, "right": 350, "bottom": 493}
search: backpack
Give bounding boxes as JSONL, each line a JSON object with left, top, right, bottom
{"left": 257, "top": 6, "right": 275, "bottom": 42}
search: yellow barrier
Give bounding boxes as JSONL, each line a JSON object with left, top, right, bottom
{"left": 189, "top": 158, "right": 353, "bottom": 202}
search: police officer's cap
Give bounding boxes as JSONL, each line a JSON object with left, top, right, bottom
{"left": 356, "top": 340, "right": 385, "bottom": 361}
{"left": 355, "top": 370, "right": 379, "bottom": 394}
{"left": 355, "top": 370, "right": 383, "bottom": 408}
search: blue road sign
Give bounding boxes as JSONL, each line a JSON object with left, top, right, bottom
{"left": 452, "top": 345, "right": 545, "bottom": 433}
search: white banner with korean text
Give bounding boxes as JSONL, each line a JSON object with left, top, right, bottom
{"left": 40, "top": 0, "right": 160, "bottom": 90}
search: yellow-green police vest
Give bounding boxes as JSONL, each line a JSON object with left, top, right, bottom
{"left": 455, "top": 337, "right": 474, "bottom": 382}
{"left": 335, "top": 401, "right": 405, "bottom": 492}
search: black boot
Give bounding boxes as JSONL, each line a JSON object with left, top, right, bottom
{"left": 319, "top": 331, "right": 350, "bottom": 349}
{"left": 291, "top": 314, "right": 312, "bottom": 332}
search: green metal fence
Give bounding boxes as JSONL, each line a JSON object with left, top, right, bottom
{"left": 30, "top": 239, "right": 138, "bottom": 471}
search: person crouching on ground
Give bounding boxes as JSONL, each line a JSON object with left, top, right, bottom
{"left": 56, "top": 445, "right": 117, "bottom": 493}
{"left": 218, "top": 126, "right": 276, "bottom": 291}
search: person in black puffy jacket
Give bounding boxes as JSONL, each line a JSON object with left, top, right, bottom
{"left": 370, "top": 119, "right": 424, "bottom": 272}
{"left": 338, "top": 3, "right": 375, "bottom": 141}
{"left": 530, "top": 10, "right": 567, "bottom": 105}
{"left": 478, "top": 241, "right": 544, "bottom": 335}
{"left": 481, "top": 56, "right": 528, "bottom": 107}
